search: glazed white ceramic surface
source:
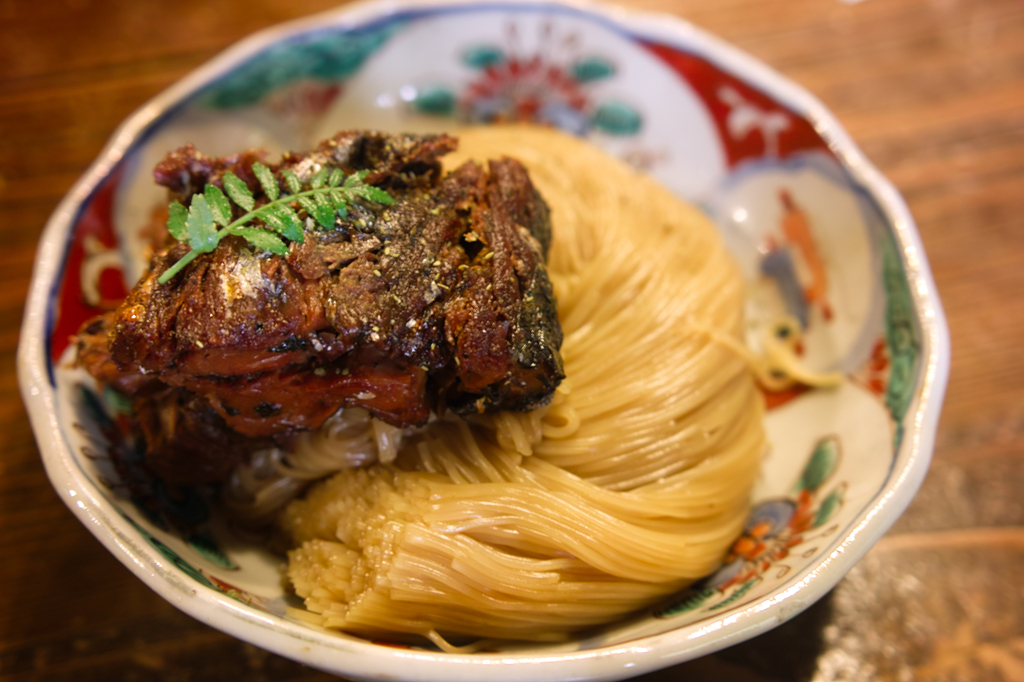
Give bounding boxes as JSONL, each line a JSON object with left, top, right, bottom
{"left": 18, "top": 1, "right": 949, "bottom": 680}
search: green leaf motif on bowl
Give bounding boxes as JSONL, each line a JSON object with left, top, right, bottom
{"left": 414, "top": 85, "right": 458, "bottom": 116}
{"left": 797, "top": 435, "right": 839, "bottom": 493}
{"left": 462, "top": 45, "right": 505, "bottom": 69}
{"left": 592, "top": 101, "right": 642, "bottom": 135}
{"left": 187, "top": 530, "right": 239, "bottom": 570}
{"left": 881, "top": 235, "right": 922, "bottom": 449}
{"left": 203, "top": 26, "right": 400, "bottom": 109}
{"left": 571, "top": 56, "right": 615, "bottom": 82}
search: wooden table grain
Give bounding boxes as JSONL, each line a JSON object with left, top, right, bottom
{"left": 2, "top": 0, "right": 1022, "bottom": 680}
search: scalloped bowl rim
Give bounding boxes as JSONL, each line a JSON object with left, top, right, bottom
{"left": 17, "top": 1, "right": 950, "bottom": 680}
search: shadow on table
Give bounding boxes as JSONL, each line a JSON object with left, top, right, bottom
{"left": 631, "top": 590, "right": 835, "bottom": 681}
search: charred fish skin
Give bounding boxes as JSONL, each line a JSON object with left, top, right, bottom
{"left": 495, "top": 158, "right": 564, "bottom": 411}
{"left": 81, "top": 131, "right": 564, "bottom": 477}
{"left": 442, "top": 157, "right": 564, "bottom": 415}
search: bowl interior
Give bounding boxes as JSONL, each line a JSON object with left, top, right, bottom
{"left": 29, "top": 1, "right": 940, "bottom": 677}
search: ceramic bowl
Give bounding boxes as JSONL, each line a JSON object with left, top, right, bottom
{"left": 18, "top": 1, "right": 949, "bottom": 680}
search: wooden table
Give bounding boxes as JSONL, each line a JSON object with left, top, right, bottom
{"left": 2, "top": 0, "right": 1022, "bottom": 679}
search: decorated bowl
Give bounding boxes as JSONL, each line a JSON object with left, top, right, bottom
{"left": 18, "top": 0, "right": 949, "bottom": 680}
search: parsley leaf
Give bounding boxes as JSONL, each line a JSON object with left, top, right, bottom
{"left": 223, "top": 172, "right": 255, "bottom": 212}
{"left": 157, "top": 162, "right": 393, "bottom": 285}
{"left": 167, "top": 201, "right": 188, "bottom": 241}
{"left": 204, "top": 184, "right": 233, "bottom": 226}
{"left": 252, "top": 162, "right": 279, "bottom": 201}
{"left": 184, "top": 194, "right": 218, "bottom": 252}
{"left": 229, "top": 227, "right": 289, "bottom": 255}
{"left": 282, "top": 169, "right": 301, "bottom": 195}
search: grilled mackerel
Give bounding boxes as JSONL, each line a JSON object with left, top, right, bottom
{"left": 78, "top": 131, "right": 564, "bottom": 482}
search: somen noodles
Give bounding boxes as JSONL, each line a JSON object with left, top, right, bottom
{"left": 275, "top": 126, "right": 766, "bottom": 646}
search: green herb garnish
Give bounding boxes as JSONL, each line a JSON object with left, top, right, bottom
{"left": 158, "top": 163, "right": 394, "bottom": 284}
